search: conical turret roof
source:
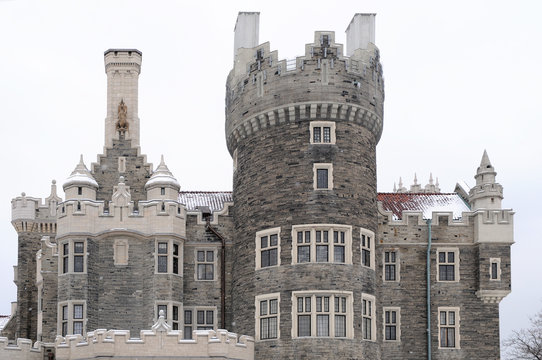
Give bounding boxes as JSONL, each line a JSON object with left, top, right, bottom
{"left": 145, "top": 155, "right": 180, "bottom": 190}
{"left": 63, "top": 155, "right": 99, "bottom": 189}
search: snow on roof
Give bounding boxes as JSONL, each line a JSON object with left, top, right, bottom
{"left": 0, "top": 315, "right": 10, "bottom": 331}
{"left": 378, "top": 193, "right": 470, "bottom": 220}
{"left": 178, "top": 191, "right": 233, "bottom": 212}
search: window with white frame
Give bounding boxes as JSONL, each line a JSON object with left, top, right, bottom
{"left": 438, "top": 307, "right": 460, "bottom": 349}
{"left": 155, "top": 301, "right": 182, "bottom": 330}
{"left": 183, "top": 307, "right": 216, "bottom": 339}
{"left": 291, "top": 225, "right": 352, "bottom": 265}
{"left": 383, "top": 307, "right": 400, "bottom": 341}
{"left": 490, "top": 258, "right": 501, "bottom": 281}
{"left": 195, "top": 249, "right": 216, "bottom": 280}
{"left": 60, "top": 240, "right": 87, "bottom": 274}
{"left": 155, "top": 240, "right": 181, "bottom": 275}
{"left": 58, "top": 301, "right": 86, "bottom": 337}
{"left": 383, "top": 250, "right": 398, "bottom": 281}
{"left": 362, "top": 293, "right": 375, "bottom": 341}
{"left": 255, "top": 228, "right": 281, "bottom": 270}
{"left": 313, "top": 163, "right": 333, "bottom": 190}
{"left": 255, "top": 293, "right": 280, "bottom": 340}
{"left": 437, "top": 248, "right": 459, "bottom": 282}
{"left": 361, "top": 229, "right": 375, "bottom": 269}
{"left": 310, "top": 121, "right": 336, "bottom": 144}
{"left": 292, "top": 291, "right": 353, "bottom": 339}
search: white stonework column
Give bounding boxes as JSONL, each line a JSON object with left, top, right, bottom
{"left": 104, "top": 49, "right": 142, "bottom": 148}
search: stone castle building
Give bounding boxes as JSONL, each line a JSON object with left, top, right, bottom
{"left": 1, "top": 12, "right": 513, "bottom": 360}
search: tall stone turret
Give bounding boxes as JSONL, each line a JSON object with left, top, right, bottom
{"left": 11, "top": 181, "right": 61, "bottom": 342}
{"left": 226, "top": 12, "right": 384, "bottom": 359}
{"left": 469, "top": 150, "right": 503, "bottom": 209}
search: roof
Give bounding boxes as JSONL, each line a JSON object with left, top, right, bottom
{"left": 178, "top": 191, "right": 470, "bottom": 220}
{"left": 179, "top": 192, "right": 233, "bottom": 212}
{"left": 378, "top": 193, "right": 470, "bottom": 220}
{"left": 0, "top": 315, "right": 10, "bottom": 331}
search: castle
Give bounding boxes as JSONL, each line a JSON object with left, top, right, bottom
{"left": 0, "top": 12, "right": 513, "bottom": 360}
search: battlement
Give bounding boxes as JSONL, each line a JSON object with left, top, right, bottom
{"left": 11, "top": 181, "right": 62, "bottom": 233}
{"left": 0, "top": 337, "right": 42, "bottom": 360}
{"left": 56, "top": 198, "right": 186, "bottom": 239}
{"left": 55, "top": 317, "right": 253, "bottom": 360}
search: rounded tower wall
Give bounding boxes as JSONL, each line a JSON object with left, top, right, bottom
{"left": 227, "top": 15, "right": 384, "bottom": 359}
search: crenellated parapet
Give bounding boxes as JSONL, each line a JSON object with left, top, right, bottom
{"left": 225, "top": 13, "right": 384, "bottom": 155}
{"left": 11, "top": 181, "right": 62, "bottom": 234}
{"left": 56, "top": 197, "right": 186, "bottom": 239}
{"left": 0, "top": 337, "right": 42, "bottom": 360}
{"left": 55, "top": 316, "right": 253, "bottom": 360}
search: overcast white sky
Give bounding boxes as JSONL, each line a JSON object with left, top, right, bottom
{"left": 0, "top": 0, "right": 540, "bottom": 352}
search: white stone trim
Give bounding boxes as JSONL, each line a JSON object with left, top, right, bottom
{"left": 382, "top": 306, "right": 401, "bottom": 342}
{"left": 255, "top": 227, "right": 281, "bottom": 270}
{"left": 255, "top": 293, "right": 281, "bottom": 341}
{"left": 382, "top": 249, "right": 400, "bottom": 282}
{"left": 154, "top": 301, "right": 183, "bottom": 330}
{"left": 309, "top": 121, "right": 336, "bottom": 144}
{"left": 58, "top": 239, "right": 87, "bottom": 275}
{"left": 313, "top": 163, "right": 333, "bottom": 190}
{"left": 475, "top": 290, "right": 510, "bottom": 304}
{"left": 361, "top": 293, "right": 376, "bottom": 342}
{"left": 291, "top": 224, "right": 353, "bottom": 265}
{"left": 489, "top": 257, "right": 502, "bottom": 281}
{"left": 194, "top": 247, "right": 218, "bottom": 281}
{"left": 154, "top": 239, "right": 183, "bottom": 276}
{"left": 360, "top": 228, "right": 375, "bottom": 270}
{"left": 57, "top": 300, "right": 86, "bottom": 337}
{"left": 436, "top": 248, "right": 460, "bottom": 282}
{"left": 437, "top": 307, "right": 460, "bottom": 349}
{"left": 113, "top": 238, "right": 129, "bottom": 265}
{"left": 291, "top": 290, "right": 354, "bottom": 339}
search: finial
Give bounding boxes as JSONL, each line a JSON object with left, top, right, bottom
{"left": 159, "top": 309, "right": 165, "bottom": 318}
{"left": 413, "top": 173, "right": 418, "bottom": 185}
{"left": 160, "top": 154, "right": 165, "bottom": 165}
{"left": 436, "top": 177, "right": 439, "bottom": 186}
{"left": 119, "top": 176, "right": 125, "bottom": 184}
{"left": 398, "top": 177, "right": 403, "bottom": 188}
{"left": 52, "top": 179, "right": 56, "bottom": 185}
{"left": 429, "top": 173, "right": 434, "bottom": 185}
{"left": 79, "top": 154, "right": 84, "bottom": 164}
{"left": 480, "top": 149, "right": 492, "bottom": 168}
{"left": 393, "top": 182, "right": 397, "bottom": 192}
{"left": 21, "top": 192, "right": 26, "bottom": 197}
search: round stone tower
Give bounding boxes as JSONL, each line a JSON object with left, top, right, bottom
{"left": 226, "top": 13, "right": 384, "bottom": 359}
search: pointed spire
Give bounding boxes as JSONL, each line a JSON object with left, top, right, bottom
{"left": 429, "top": 173, "right": 434, "bottom": 185}
{"left": 63, "top": 155, "right": 99, "bottom": 190}
{"left": 398, "top": 177, "right": 403, "bottom": 188}
{"left": 480, "top": 149, "right": 492, "bottom": 168}
{"left": 393, "top": 182, "right": 397, "bottom": 192}
{"left": 413, "top": 173, "right": 418, "bottom": 185}
{"left": 145, "top": 155, "right": 180, "bottom": 191}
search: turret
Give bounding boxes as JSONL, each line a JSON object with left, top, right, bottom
{"left": 104, "top": 49, "right": 142, "bottom": 148}
{"left": 145, "top": 155, "right": 181, "bottom": 200}
{"left": 469, "top": 150, "right": 503, "bottom": 209}
{"left": 63, "top": 155, "right": 98, "bottom": 200}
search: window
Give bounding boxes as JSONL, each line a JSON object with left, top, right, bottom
{"left": 196, "top": 249, "right": 216, "bottom": 281}
{"left": 361, "top": 229, "right": 375, "bottom": 269}
{"left": 58, "top": 301, "right": 85, "bottom": 337}
{"left": 292, "top": 291, "right": 353, "bottom": 339}
{"left": 155, "top": 240, "right": 182, "bottom": 275}
{"left": 77, "top": 187, "right": 82, "bottom": 195}
{"left": 291, "top": 225, "right": 352, "bottom": 265}
{"left": 437, "top": 248, "right": 459, "bottom": 282}
{"left": 438, "top": 307, "right": 460, "bottom": 349}
{"left": 490, "top": 258, "right": 501, "bottom": 281}
{"left": 155, "top": 301, "right": 182, "bottom": 330}
{"left": 255, "top": 227, "right": 281, "bottom": 270}
{"left": 310, "top": 121, "right": 336, "bottom": 144}
{"left": 60, "top": 240, "right": 86, "bottom": 274}
{"left": 383, "top": 307, "right": 401, "bottom": 341}
{"left": 362, "top": 293, "right": 375, "bottom": 341}
{"left": 183, "top": 306, "right": 216, "bottom": 339}
{"left": 160, "top": 187, "right": 165, "bottom": 195}
{"left": 313, "top": 163, "right": 333, "bottom": 190}
{"left": 255, "top": 293, "right": 280, "bottom": 340}
{"left": 384, "top": 250, "right": 399, "bottom": 281}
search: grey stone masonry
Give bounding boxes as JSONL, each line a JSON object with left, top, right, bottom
{"left": 91, "top": 134, "right": 152, "bottom": 204}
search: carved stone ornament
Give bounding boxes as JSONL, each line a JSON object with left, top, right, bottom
{"left": 116, "top": 99, "right": 128, "bottom": 132}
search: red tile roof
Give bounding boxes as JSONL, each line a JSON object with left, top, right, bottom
{"left": 378, "top": 193, "right": 470, "bottom": 220}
